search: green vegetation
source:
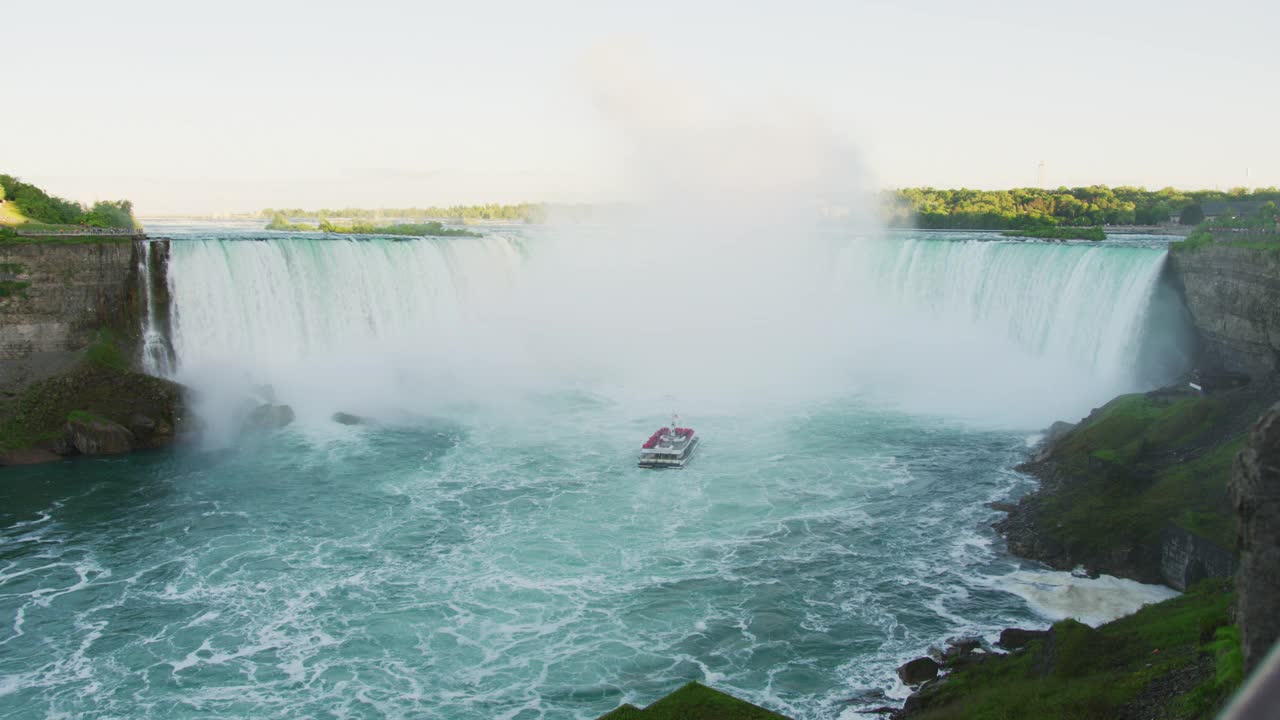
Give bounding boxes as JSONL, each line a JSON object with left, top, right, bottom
{"left": 0, "top": 231, "right": 134, "bottom": 245}
{"left": 885, "top": 186, "right": 1280, "bottom": 229}
{"left": 267, "top": 212, "right": 482, "bottom": 237}
{"left": 0, "top": 280, "right": 31, "bottom": 298}
{"left": 265, "top": 213, "right": 318, "bottom": 231}
{"left": 0, "top": 174, "right": 138, "bottom": 230}
{"left": 1170, "top": 204, "right": 1280, "bottom": 253}
{"left": 1002, "top": 226, "right": 1106, "bottom": 241}
{"left": 906, "top": 580, "right": 1238, "bottom": 719}
{"left": 1032, "top": 392, "right": 1240, "bottom": 557}
{"left": 261, "top": 203, "right": 546, "bottom": 223}
{"left": 1172, "top": 228, "right": 1216, "bottom": 253}
{"left": 66, "top": 409, "right": 112, "bottom": 425}
{"left": 598, "top": 682, "right": 788, "bottom": 720}
{"left": 85, "top": 328, "right": 128, "bottom": 371}
{"left": 321, "top": 220, "right": 481, "bottom": 238}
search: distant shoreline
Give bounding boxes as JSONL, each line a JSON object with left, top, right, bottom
{"left": 890, "top": 225, "right": 1194, "bottom": 237}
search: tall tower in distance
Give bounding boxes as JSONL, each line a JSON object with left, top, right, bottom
{"left": 1036, "top": 160, "right": 1047, "bottom": 189}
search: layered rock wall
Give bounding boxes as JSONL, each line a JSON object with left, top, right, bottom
{"left": 1167, "top": 245, "right": 1280, "bottom": 381}
{"left": 0, "top": 239, "right": 171, "bottom": 384}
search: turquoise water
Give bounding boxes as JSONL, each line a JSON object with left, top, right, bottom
{"left": 1, "top": 401, "right": 1037, "bottom": 719}
{"left": 0, "top": 223, "right": 1188, "bottom": 719}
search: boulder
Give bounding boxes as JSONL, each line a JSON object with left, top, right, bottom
{"left": 128, "top": 413, "right": 157, "bottom": 440}
{"left": 896, "top": 656, "right": 939, "bottom": 686}
{"left": 247, "top": 403, "right": 295, "bottom": 429}
{"left": 1031, "top": 420, "right": 1076, "bottom": 461}
{"left": 66, "top": 416, "right": 135, "bottom": 455}
{"left": 943, "top": 636, "right": 982, "bottom": 661}
{"left": 332, "top": 412, "right": 369, "bottom": 426}
{"left": 997, "top": 628, "right": 1048, "bottom": 651}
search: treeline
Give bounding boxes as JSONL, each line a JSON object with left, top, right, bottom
{"left": 0, "top": 175, "right": 138, "bottom": 230}
{"left": 884, "top": 186, "right": 1280, "bottom": 229}
{"left": 266, "top": 213, "right": 480, "bottom": 237}
{"left": 260, "top": 203, "right": 545, "bottom": 223}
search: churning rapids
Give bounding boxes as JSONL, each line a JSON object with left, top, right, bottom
{"left": 1, "top": 222, "right": 1190, "bottom": 719}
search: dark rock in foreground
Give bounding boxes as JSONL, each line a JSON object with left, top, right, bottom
{"left": 1232, "top": 401, "right": 1280, "bottom": 675}
{"left": 896, "top": 657, "right": 939, "bottom": 686}
{"left": 597, "top": 681, "right": 789, "bottom": 719}
{"left": 997, "top": 627, "right": 1048, "bottom": 651}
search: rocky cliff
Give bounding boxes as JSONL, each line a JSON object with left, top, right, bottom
{"left": 0, "top": 238, "right": 182, "bottom": 463}
{"left": 2, "top": 238, "right": 146, "bottom": 354}
{"left": 1167, "top": 242, "right": 1280, "bottom": 382}
{"left": 1231, "top": 402, "right": 1280, "bottom": 674}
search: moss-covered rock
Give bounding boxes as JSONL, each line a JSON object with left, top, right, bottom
{"left": 598, "top": 682, "right": 790, "bottom": 720}
{"left": 997, "top": 384, "right": 1275, "bottom": 585}
{"left": 0, "top": 360, "right": 185, "bottom": 464}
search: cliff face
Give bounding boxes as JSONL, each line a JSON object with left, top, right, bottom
{"left": 0, "top": 238, "right": 184, "bottom": 463}
{"left": 1231, "top": 401, "right": 1280, "bottom": 674}
{"left": 0, "top": 239, "right": 171, "bottom": 384}
{"left": 1168, "top": 244, "right": 1280, "bottom": 381}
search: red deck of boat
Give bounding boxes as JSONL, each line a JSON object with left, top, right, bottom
{"left": 642, "top": 427, "right": 694, "bottom": 449}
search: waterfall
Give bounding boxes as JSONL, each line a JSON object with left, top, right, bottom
{"left": 839, "top": 237, "right": 1175, "bottom": 386}
{"left": 165, "top": 232, "right": 1189, "bottom": 428}
{"left": 137, "top": 239, "right": 175, "bottom": 377}
{"left": 828, "top": 236, "right": 1191, "bottom": 423}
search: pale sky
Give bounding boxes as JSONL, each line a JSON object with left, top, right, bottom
{"left": 4, "top": 0, "right": 1278, "bottom": 214}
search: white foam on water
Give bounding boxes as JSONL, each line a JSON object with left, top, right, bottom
{"left": 990, "top": 569, "right": 1180, "bottom": 627}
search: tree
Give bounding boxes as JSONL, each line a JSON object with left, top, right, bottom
{"left": 1180, "top": 203, "right": 1205, "bottom": 226}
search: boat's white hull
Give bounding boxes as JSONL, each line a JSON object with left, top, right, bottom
{"left": 638, "top": 436, "right": 699, "bottom": 469}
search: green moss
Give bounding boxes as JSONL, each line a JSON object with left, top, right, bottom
{"left": 0, "top": 262, "right": 24, "bottom": 274}
{"left": 85, "top": 328, "right": 127, "bottom": 370}
{"left": 597, "top": 683, "right": 789, "bottom": 720}
{"left": 908, "top": 581, "right": 1234, "bottom": 720}
{"left": 0, "top": 280, "right": 31, "bottom": 297}
{"left": 66, "top": 409, "right": 112, "bottom": 425}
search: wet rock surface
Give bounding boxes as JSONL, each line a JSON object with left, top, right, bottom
{"left": 67, "top": 415, "right": 135, "bottom": 455}
{"left": 896, "top": 657, "right": 939, "bottom": 686}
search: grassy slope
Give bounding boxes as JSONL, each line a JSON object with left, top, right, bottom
{"left": 1014, "top": 391, "right": 1245, "bottom": 577}
{"left": 905, "top": 581, "right": 1240, "bottom": 720}
{"left": 598, "top": 683, "right": 789, "bottom": 720}
{"left": 0, "top": 183, "right": 28, "bottom": 225}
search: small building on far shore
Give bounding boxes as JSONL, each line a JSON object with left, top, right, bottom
{"left": 1201, "top": 200, "right": 1268, "bottom": 220}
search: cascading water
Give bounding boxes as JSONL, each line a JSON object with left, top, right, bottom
{"left": 166, "top": 229, "right": 1186, "bottom": 429}
{"left": 828, "top": 235, "right": 1188, "bottom": 424}
{"left": 137, "top": 239, "right": 175, "bottom": 377}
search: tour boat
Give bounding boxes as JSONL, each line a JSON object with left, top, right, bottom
{"left": 638, "top": 415, "right": 699, "bottom": 469}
